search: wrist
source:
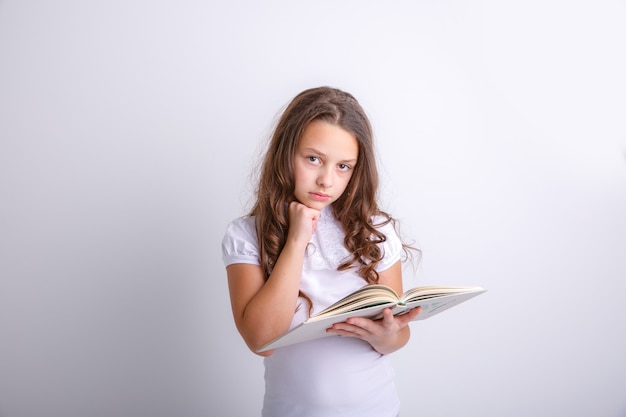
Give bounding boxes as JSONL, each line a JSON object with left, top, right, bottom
{"left": 283, "top": 236, "right": 310, "bottom": 254}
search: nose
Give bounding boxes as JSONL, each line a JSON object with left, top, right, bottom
{"left": 317, "top": 168, "right": 333, "bottom": 189}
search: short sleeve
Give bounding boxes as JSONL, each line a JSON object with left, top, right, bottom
{"left": 374, "top": 218, "right": 403, "bottom": 272}
{"left": 221, "top": 216, "right": 261, "bottom": 267}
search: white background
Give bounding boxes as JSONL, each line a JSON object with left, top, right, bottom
{"left": 1, "top": 1, "right": 625, "bottom": 416}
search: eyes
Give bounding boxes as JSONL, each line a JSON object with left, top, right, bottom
{"left": 306, "top": 156, "right": 353, "bottom": 172}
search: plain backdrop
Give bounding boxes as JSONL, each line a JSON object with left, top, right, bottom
{"left": 1, "top": 1, "right": 625, "bottom": 416}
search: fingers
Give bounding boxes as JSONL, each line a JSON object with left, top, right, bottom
{"left": 288, "top": 201, "right": 321, "bottom": 225}
{"left": 325, "top": 308, "right": 420, "bottom": 354}
{"left": 287, "top": 202, "right": 321, "bottom": 244}
{"left": 327, "top": 310, "right": 393, "bottom": 335}
{"left": 377, "top": 307, "right": 420, "bottom": 328}
{"left": 328, "top": 307, "right": 421, "bottom": 337}
{"left": 395, "top": 306, "right": 422, "bottom": 325}
{"left": 325, "top": 315, "right": 371, "bottom": 337}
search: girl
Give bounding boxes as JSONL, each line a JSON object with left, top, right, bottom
{"left": 222, "top": 86, "right": 420, "bottom": 417}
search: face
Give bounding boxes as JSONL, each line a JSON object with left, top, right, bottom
{"left": 293, "top": 120, "right": 359, "bottom": 211}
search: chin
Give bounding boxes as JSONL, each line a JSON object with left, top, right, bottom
{"left": 305, "top": 200, "right": 331, "bottom": 211}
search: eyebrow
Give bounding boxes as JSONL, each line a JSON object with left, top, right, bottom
{"left": 302, "top": 147, "right": 358, "bottom": 164}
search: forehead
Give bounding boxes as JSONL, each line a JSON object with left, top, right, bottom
{"left": 298, "top": 120, "right": 359, "bottom": 159}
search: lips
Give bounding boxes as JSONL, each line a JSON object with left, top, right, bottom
{"left": 310, "top": 192, "right": 330, "bottom": 202}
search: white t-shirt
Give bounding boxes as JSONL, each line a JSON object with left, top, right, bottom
{"left": 222, "top": 206, "right": 403, "bottom": 417}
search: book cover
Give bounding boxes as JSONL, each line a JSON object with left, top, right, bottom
{"left": 258, "top": 285, "right": 486, "bottom": 352}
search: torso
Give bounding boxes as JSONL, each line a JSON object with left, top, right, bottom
{"left": 222, "top": 206, "right": 403, "bottom": 417}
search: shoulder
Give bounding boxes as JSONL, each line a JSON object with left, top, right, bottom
{"left": 371, "top": 213, "right": 395, "bottom": 234}
{"left": 221, "top": 216, "right": 260, "bottom": 267}
{"left": 371, "top": 214, "right": 403, "bottom": 271}
{"left": 224, "top": 216, "right": 257, "bottom": 239}
{"left": 370, "top": 213, "right": 400, "bottom": 243}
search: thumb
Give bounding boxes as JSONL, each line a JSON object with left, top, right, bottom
{"left": 382, "top": 308, "right": 396, "bottom": 327}
{"left": 396, "top": 306, "right": 422, "bottom": 326}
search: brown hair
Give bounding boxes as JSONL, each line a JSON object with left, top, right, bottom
{"left": 250, "top": 86, "right": 412, "bottom": 284}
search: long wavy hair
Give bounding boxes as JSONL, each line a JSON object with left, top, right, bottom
{"left": 250, "top": 86, "right": 412, "bottom": 285}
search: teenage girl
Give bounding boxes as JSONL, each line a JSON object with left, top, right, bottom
{"left": 222, "top": 86, "right": 420, "bottom": 417}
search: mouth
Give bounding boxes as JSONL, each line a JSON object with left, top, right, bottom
{"left": 310, "top": 192, "right": 330, "bottom": 202}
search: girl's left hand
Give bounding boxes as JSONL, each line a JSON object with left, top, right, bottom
{"left": 326, "top": 307, "right": 421, "bottom": 354}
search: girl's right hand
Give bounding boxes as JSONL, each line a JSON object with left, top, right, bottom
{"left": 286, "top": 201, "right": 320, "bottom": 248}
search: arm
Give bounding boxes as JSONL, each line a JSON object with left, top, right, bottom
{"left": 227, "top": 202, "right": 320, "bottom": 356}
{"left": 326, "top": 260, "right": 421, "bottom": 354}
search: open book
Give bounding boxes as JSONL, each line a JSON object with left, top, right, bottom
{"left": 258, "top": 284, "right": 486, "bottom": 352}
